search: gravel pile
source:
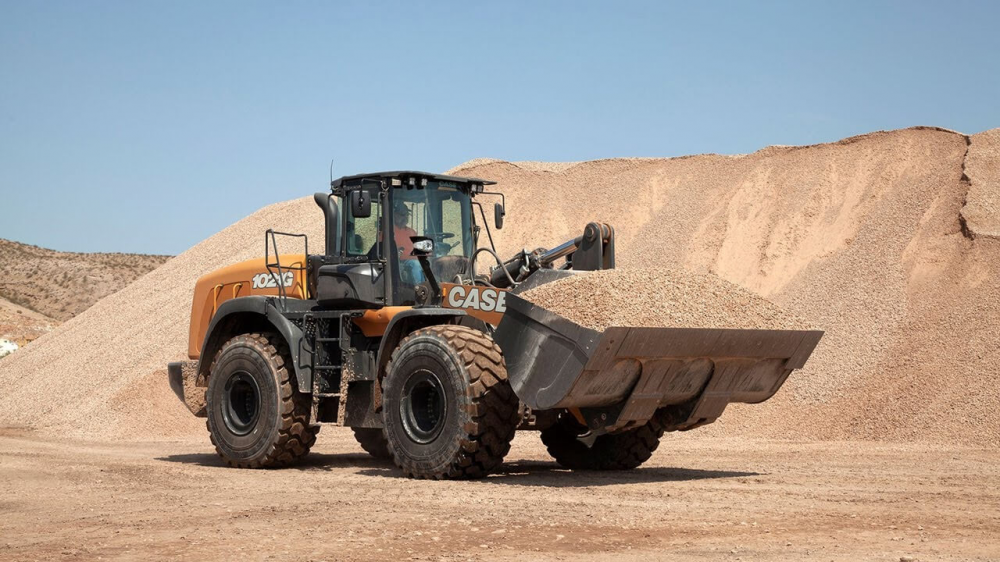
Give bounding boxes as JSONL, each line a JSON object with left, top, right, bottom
{"left": 452, "top": 126, "right": 1000, "bottom": 447}
{"left": 0, "top": 197, "right": 324, "bottom": 440}
{"left": 962, "top": 128, "right": 1000, "bottom": 238}
{"left": 519, "top": 268, "right": 807, "bottom": 332}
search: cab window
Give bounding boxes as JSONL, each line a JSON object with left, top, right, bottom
{"left": 345, "top": 191, "right": 381, "bottom": 258}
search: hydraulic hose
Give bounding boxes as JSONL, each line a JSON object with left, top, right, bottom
{"left": 470, "top": 247, "right": 517, "bottom": 288}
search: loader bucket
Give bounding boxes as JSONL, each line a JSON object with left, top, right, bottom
{"left": 493, "top": 293, "right": 823, "bottom": 433}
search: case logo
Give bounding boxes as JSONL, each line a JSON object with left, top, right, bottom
{"left": 446, "top": 284, "right": 507, "bottom": 313}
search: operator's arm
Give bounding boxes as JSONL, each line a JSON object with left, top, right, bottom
{"left": 395, "top": 227, "right": 417, "bottom": 259}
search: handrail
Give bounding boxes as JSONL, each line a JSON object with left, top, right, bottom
{"left": 265, "top": 229, "right": 309, "bottom": 302}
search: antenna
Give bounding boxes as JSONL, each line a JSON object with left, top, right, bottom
{"left": 329, "top": 159, "right": 335, "bottom": 187}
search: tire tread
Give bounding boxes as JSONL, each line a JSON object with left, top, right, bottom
{"left": 540, "top": 413, "right": 666, "bottom": 471}
{"left": 352, "top": 427, "right": 392, "bottom": 459}
{"left": 206, "top": 332, "right": 317, "bottom": 469}
{"left": 384, "top": 325, "right": 519, "bottom": 479}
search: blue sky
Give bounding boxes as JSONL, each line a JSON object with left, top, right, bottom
{"left": 2, "top": 1, "right": 999, "bottom": 255}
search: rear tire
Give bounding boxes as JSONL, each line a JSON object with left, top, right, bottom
{"left": 206, "top": 332, "right": 317, "bottom": 468}
{"left": 352, "top": 427, "right": 391, "bottom": 459}
{"left": 540, "top": 413, "right": 665, "bottom": 470}
{"left": 381, "top": 326, "right": 519, "bottom": 479}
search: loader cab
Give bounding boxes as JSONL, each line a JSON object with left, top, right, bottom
{"left": 312, "top": 171, "right": 494, "bottom": 308}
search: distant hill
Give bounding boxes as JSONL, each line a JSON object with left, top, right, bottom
{"left": 0, "top": 239, "right": 171, "bottom": 344}
{"left": 0, "top": 295, "right": 54, "bottom": 346}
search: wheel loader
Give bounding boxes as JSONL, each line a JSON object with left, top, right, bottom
{"left": 168, "top": 171, "right": 822, "bottom": 479}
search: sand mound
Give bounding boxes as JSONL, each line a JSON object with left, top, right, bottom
{"left": 0, "top": 197, "right": 324, "bottom": 440}
{"left": 2, "top": 126, "right": 999, "bottom": 445}
{"left": 519, "top": 268, "right": 806, "bottom": 332}
{"left": 453, "top": 126, "right": 1000, "bottom": 446}
{"left": 962, "top": 128, "right": 1000, "bottom": 238}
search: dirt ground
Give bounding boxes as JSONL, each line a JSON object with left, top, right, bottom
{"left": 1, "top": 429, "right": 997, "bottom": 562}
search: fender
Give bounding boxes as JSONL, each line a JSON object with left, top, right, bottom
{"left": 373, "top": 308, "right": 469, "bottom": 388}
{"left": 197, "top": 296, "right": 312, "bottom": 393}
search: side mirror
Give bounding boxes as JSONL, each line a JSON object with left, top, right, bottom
{"left": 350, "top": 190, "right": 371, "bottom": 218}
{"left": 409, "top": 236, "right": 434, "bottom": 258}
{"left": 494, "top": 202, "right": 505, "bottom": 230}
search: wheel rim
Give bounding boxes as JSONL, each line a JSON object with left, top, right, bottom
{"left": 222, "top": 370, "right": 260, "bottom": 436}
{"left": 399, "top": 369, "right": 447, "bottom": 444}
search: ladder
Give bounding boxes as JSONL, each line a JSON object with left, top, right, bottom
{"left": 304, "top": 311, "right": 347, "bottom": 425}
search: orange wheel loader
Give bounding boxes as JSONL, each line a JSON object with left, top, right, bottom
{"left": 168, "top": 171, "right": 822, "bottom": 479}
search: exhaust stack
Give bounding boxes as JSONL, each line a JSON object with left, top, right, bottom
{"left": 313, "top": 192, "right": 339, "bottom": 255}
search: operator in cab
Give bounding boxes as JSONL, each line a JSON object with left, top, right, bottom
{"left": 393, "top": 203, "right": 424, "bottom": 283}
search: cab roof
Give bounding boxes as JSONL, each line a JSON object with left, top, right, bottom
{"left": 331, "top": 170, "right": 496, "bottom": 189}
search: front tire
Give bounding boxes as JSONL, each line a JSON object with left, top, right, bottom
{"left": 206, "top": 332, "right": 317, "bottom": 468}
{"left": 540, "top": 413, "right": 665, "bottom": 470}
{"left": 381, "top": 326, "right": 519, "bottom": 479}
